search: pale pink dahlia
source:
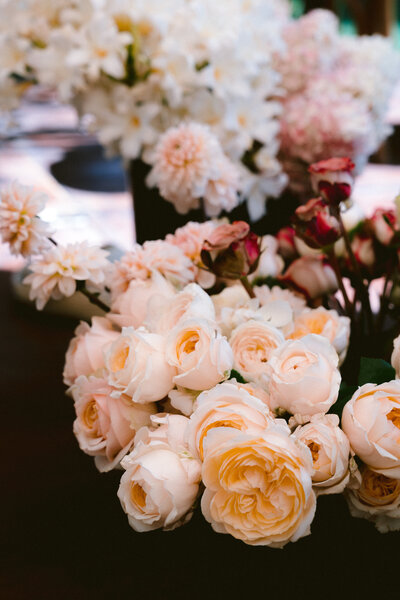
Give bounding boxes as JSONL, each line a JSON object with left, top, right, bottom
{"left": 0, "top": 182, "right": 51, "bottom": 257}
{"left": 24, "top": 242, "right": 110, "bottom": 309}
{"left": 147, "top": 122, "right": 239, "bottom": 216}
{"left": 111, "top": 239, "right": 195, "bottom": 297}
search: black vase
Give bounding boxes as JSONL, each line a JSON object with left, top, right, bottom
{"left": 128, "top": 159, "right": 300, "bottom": 243}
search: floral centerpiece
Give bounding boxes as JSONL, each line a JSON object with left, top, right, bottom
{"left": 3, "top": 155, "right": 400, "bottom": 546}
{"left": 0, "top": 2, "right": 398, "bottom": 229}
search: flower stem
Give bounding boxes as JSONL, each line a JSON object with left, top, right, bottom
{"left": 335, "top": 208, "right": 374, "bottom": 333}
{"left": 326, "top": 248, "right": 353, "bottom": 316}
{"left": 79, "top": 287, "right": 110, "bottom": 312}
{"left": 240, "top": 275, "right": 256, "bottom": 299}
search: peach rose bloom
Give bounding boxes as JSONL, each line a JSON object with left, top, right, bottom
{"left": 71, "top": 375, "right": 156, "bottom": 472}
{"left": 105, "top": 327, "right": 176, "bottom": 403}
{"left": 230, "top": 320, "right": 285, "bottom": 384}
{"left": 109, "top": 270, "right": 176, "bottom": 329}
{"left": 280, "top": 255, "right": 338, "bottom": 300}
{"left": 63, "top": 317, "right": 120, "bottom": 387}
{"left": 168, "top": 387, "right": 200, "bottom": 416}
{"left": 118, "top": 414, "right": 201, "bottom": 532}
{"left": 290, "top": 307, "right": 350, "bottom": 365}
{"left": 346, "top": 466, "right": 400, "bottom": 533}
{"left": 391, "top": 334, "right": 400, "bottom": 378}
{"left": 166, "top": 318, "right": 233, "bottom": 391}
{"left": 267, "top": 334, "right": 341, "bottom": 416}
{"left": 293, "top": 414, "right": 351, "bottom": 494}
{"left": 145, "top": 283, "right": 215, "bottom": 335}
{"left": 201, "top": 427, "right": 316, "bottom": 547}
{"left": 187, "top": 380, "right": 276, "bottom": 460}
{"left": 342, "top": 381, "right": 400, "bottom": 478}
{"left": 255, "top": 285, "right": 306, "bottom": 317}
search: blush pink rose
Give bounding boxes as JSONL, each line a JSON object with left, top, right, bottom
{"left": 105, "top": 327, "right": 176, "bottom": 403}
{"left": 63, "top": 317, "right": 120, "bottom": 387}
{"left": 342, "top": 381, "right": 400, "bottom": 478}
{"left": 109, "top": 270, "right": 176, "bottom": 329}
{"left": 118, "top": 414, "right": 201, "bottom": 532}
{"left": 267, "top": 334, "right": 341, "bottom": 416}
{"left": 280, "top": 255, "right": 338, "bottom": 300}
{"left": 71, "top": 375, "right": 156, "bottom": 472}
{"left": 166, "top": 318, "right": 233, "bottom": 391}
{"left": 187, "top": 380, "right": 275, "bottom": 460}
{"left": 201, "top": 427, "right": 316, "bottom": 547}
{"left": 293, "top": 413, "right": 351, "bottom": 495}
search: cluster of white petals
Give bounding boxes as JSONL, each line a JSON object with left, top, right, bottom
{"left": 0, "top": 0, "right": 290, "bottom": 219}
{"left": 0, "top": 182, "right": 51, "bottom": 257}
{"left": 24, "top": 241, "right": 110, "bottom": 309}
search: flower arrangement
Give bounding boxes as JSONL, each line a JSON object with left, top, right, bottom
{"left": 3, "top": 156, "right": 400, "bottom": 546}
{"left": 1, "top": 3, "right": 398, "bottom": 219}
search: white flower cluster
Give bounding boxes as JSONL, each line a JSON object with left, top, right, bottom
{"left": 0, "top": 0, "right": 289, "bottom": 220}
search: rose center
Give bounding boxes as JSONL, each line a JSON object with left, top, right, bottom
{"left": 387, "top": 407, "right": 400, "bottom": 429}
{"left": 360, "top": 468, "right": 400, "bottom": 506}
{"left": 111, "top": 344, "right": 129, "bottom": 372}
{"left": 130, "top": 482, "right": 147, "bottom": 511}
{"left": 83, "top": 400, "right": 98, "bottom": 430}
{"left": 307, "top": 440, "right": 320, "bottom": 463}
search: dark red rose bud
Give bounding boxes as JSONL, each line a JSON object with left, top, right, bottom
{"left": 202, "top": 221, "right": 261, "bottom": 279}
{"left": 293, "top": 197, "right": 341, "bottom": 249}
{"left": 309, "top": 157, "right": 355, "bottom": 206}
{"left": 276, "top": 226, "right": 297, "bottom": 260}
{"left": 369, "top": 208, "right": 398, "bottom": 246}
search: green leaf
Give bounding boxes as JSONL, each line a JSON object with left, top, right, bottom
{"left": 329, "top": 381, "right": 357, "bottom": 419}
{"left": 229, "top": 369, "right": 247, "bottom": 384}
{"left": 358, "top": 357, "right": 395, "bottom": 387}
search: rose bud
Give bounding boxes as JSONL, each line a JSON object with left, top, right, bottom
{"left": 350, "top": 233, "right": 375, "bottom": 270}
{"left": 276, "top": 226, "right": 298, "bottom": 260}
{"left": 201, "top": 221, "right": 261, "bottom": 279}
{"left": 309, "top": 157, "right": 355, "bottom": 206}
{"left": 369, "top": 208, "right": 398, "bottom": 246}
{"left": 280, "top": 255, "right": 338, "bottom": 300}
{"left": 293, "top": 197, "right": 341, "bottom": 249}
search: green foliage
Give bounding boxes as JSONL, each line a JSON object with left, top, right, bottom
{"left": 229, "top": 370, "right": 247, "bottom": 384}
{"left": 358, "top": 357, "right": 395, "bottom": 387}
{"left": 330, "top": 357, "right": 396, "bottom": 420}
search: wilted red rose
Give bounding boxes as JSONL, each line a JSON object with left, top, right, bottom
{"left": 201, "top": 221, "right": 261, "bottom": 279}
{"left": 294, "top": 197, "right": 341, "bottom": 249}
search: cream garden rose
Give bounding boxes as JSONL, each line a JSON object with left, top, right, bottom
{"left": 201, "top": 427, "right": 316, "bottom": 547}
{"left": 110, "top": 270, "right": 175, "bottom": 329}
{"left": 290, "top": 307, "right": 350, "bottom": 365}
{"left": 342, "top": 381, "right": 400, "bottom": 478}
{"left": 145, "top": 283, "right": 215, "bottom": 335}
{"left": 229, "top": 320, "right": 285, "bottom": 384}
{"left": 63, "top": 317, "right": 119, "bottom": 387}
{"left": 118, "top": 414, "right": 201, "bottom": 532}
{"left": 187, "top": 380, "right": 275, "bottom": 460}
{"left": 165, "top": 318, "right": 233, "bottom": 391}
{"left": 346, "top": 466, "right": 400, "bottom": 533}
{"left": 267, "top": 334, "right": 341, "bottom": 416}
{"left": 71, "top": 375, "right": 156, "bottom": 472}
{"left": 293, "top": 413, "right": 351, "bottom": 494}
{"left": 105, "top": 327, "right": 176, "bottom": 403}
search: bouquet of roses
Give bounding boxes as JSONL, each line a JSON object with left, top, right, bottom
{"left": 2, "top": 159, "right": 400, "bottom": 546}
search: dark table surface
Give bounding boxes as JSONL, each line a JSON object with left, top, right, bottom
{"left": 1, "top": 270, "right": 399, "bottom": 600}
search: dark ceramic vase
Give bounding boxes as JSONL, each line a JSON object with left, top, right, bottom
{"left": 128, "top": 159, "right": 301, "bottom": 243}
